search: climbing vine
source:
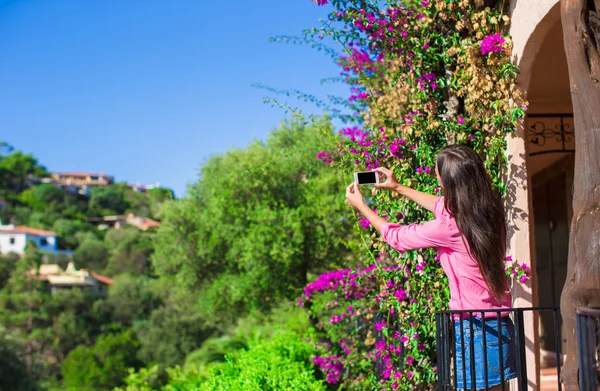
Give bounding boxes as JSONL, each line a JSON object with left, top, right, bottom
{"left": 285, "top": 0, "right": 529, "bottom": 390}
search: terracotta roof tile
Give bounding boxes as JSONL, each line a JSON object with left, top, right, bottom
{"left": 0, "top": 226, "right": 57, "bottom": 236}
{"left": 89, "top": 272, "right": 114, "bottom": 285}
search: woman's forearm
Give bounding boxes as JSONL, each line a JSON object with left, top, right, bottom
{"left": 356, "top": 203, "right": 388, "bottom": 233}
{"left": 393, "top": 184, "right": 438, "bottom": 212}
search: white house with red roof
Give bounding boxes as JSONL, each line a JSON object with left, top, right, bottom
{"left": 0, "top": 224, "right": 58, "bottom": 255}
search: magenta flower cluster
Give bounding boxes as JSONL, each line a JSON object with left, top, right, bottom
{"left": 416, "top": 72, "right": 438, "bottom": 91}
{"left": 481, "top": 33, "right": 505, "bottom": 55}
{"left": 312, "top": 355, "right": 343, "bottom": 383}
{"left": 504, "top": 256, "right": 531, "bottom": 283}
{"left": 316, "top": 151, "right": 333, "bottom": 164}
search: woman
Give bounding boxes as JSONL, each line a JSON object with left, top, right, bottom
{"left": 345, "top": 144, "right": 516, "bottom": 391}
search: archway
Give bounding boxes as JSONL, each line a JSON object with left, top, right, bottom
{"left": 524, "top": 8, "right": 573, "bottom": 372}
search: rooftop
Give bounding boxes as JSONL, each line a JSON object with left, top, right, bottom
{"left": 34, "top": 262, "right": 114, "bottom": 286}
{"left": 54, "top": 172, "right": 109, "bottom": 177}
{"left": 0, "top": 225, "right": 57, "bottom": 236}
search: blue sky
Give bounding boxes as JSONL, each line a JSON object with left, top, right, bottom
{"left": 0, "top": 0, "right": 347, "bottom": 196}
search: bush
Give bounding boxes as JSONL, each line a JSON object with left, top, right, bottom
{"left": 199, "top": 331, "right": 326, "bottom": 391}
{"left": 61, "top": 329, "right": 141, "bottom": 390}
{"left": 117, "top": 331, "right": 325, "bottom": 391}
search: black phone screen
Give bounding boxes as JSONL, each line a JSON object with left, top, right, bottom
{"left": 356, "top": 171, "right": 377, "bottom": 184}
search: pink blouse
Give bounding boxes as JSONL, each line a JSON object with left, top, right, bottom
{"left": 380, "top": 196, "right": 511, "bottom": 317}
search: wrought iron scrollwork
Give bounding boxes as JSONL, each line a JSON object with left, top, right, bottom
{"left": 527, "top": 114, "right": 575, "bottom": 156}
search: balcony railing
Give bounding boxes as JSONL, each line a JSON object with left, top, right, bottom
{"left": 576, "top": 307, "right": 600, "bottom": 391}
{"left": 435, "top": 307, "right": 562, "bottom": 391}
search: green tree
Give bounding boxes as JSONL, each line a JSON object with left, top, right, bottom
{"left": 0, "top": 147, "right": 48, "bottom": 193}
{"left": 106, "top": 274, "right": 161, "bottom": 326}
{"left": 0, "top": 247, "right": 52, "bottom": 375}
{"left": 48, "top": 289, "right": 105, "bottom": 362}
{"left": 152, "top": 119, "right": 360, "bottom": 325}
{"left": 135, "top": 305, "right": 211, "bottom": 367}
{"left": 89, "top": 184, "right": 131, "bottom": 216}
{"left": 74, "top": 237, "right": 109, "bottom": 271}
{"left": 0, "top": 329, "right": 40, "bottom": 391}
{"left": 147, "top": 187, "right": 174, "bottom": 218}
{"left": 61, "top": 329, "right": 141, "bottom": 391}
{"left": 0, "top": 253, "right": 19, "bottom": 289}
{"left": 52, "top": 218, "right": 93, "bottom": 249}
{"left": 18, "top": 184, "right": 88, "bottom": 228}
{"left": 104, "top": 227, "right": 154, "bottom": 275}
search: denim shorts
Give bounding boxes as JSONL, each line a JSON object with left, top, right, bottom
{"left": 454, "top": 316, "right": 517, "bottom": 390}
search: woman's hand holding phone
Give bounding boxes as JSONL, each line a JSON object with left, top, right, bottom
{"left": 373, "top": 167, "right": 401, "bottom": 192}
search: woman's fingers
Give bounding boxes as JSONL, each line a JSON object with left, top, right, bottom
{"left": 373, "top": 167, "right": 391, "bottom": 176}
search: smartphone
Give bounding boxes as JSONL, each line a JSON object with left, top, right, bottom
{"left": 354, "top": 171, "right": 379, "bottom": 185}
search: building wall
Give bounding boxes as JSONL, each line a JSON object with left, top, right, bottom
{"left": 25, "top": 234, "right": 58, "bottom": 253}
{"left": 0, "top": 233, "right": 58, "bottom": 254}
{"left": 0, "top": 233, "right": 27, "bottom": 254}
{"left": 508, "top": 0, "right": 562, "bottom": 389}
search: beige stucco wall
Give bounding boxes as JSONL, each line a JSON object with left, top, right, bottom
{"left": 507, "top": 0, "right": 562, "bottom": 389}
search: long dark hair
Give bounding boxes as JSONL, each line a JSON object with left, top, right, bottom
{"left": 436, "top": 144, "right": 508, "bottom": 301}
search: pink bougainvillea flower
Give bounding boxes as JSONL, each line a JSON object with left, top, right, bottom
{"left": 401, "top": 335, "right": 409, "bottom": 343}
{"left": 457, "top": 117, "right": 465, "bottom": 125}
{"left": 316, "top": 151, "right": 333, "bottom": 164}
{"left": 359, "top": 218, "right": 371, "bottom": 229}
{"left": 394, "top": 289, "right": 407, "bottom": 301}
{"left": 481, "top": 33, "right": 506, "bottom": 55}
{"left": 375, "top": 321, "right": 387, "bottom": 331}
{"left": 312, "top": 0, "right": 328, "bottom": 5}
{"left": 506, "top": 256, "right": 513, "bottom": 262}
{"left": 422, "top": 0, "right": 430, "bottom": 6}
{"left": 406, "top": 356, "right": 414, "bottom": 366}
{"left": 519, "top": 275, "right": 528, "bottom": 283}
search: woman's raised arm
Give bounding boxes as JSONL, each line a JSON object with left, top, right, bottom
{"left": 374, "top": 167, "right": 439, "bottom": 212}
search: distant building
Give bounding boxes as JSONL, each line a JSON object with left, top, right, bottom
{"left": 0, "top": 225, "right": 58, "bottom": 255}
{"left": 129, "top": 182, "right": 160, "bottom": 193}
{"left": 34, "top": 262, "right": 113, "bottom": 296}
{"left": 38, "top": 172, "right": 115, "bottom": 196}
{"left": 86, "top": 213, "right": 160, "bottom": 231}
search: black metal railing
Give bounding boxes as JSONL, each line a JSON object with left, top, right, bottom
{"left": 436, "top": 307, "right": 562, "bottom": 391}
{"left": 527, "top": 114, "right": 575, "bottom": 156}
{"left": 576, "top": 307, "right": 600, "bottom": 391}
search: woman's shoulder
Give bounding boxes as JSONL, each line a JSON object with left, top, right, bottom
{"left": 433, "top": 196, "right": 447, "bottom": 218}
{"left": 433, "top": 196, "right": 461, "bottom": 237}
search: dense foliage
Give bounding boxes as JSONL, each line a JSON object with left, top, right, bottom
{"left": 152, "top": 119, "right": 361, "bottom": 327}
{"left": 0, "top": 143, "right": 172, "bottom": 389}
{"left": 0, "top": 119, "right": 361, "bottom": 390}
